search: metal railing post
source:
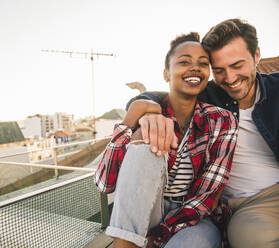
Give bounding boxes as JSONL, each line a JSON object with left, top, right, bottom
{"left": 30, "top": 152, "right": 33, "bottom": 173}
{"left": 100, "top": 192, "right": 110, "bottom": 229}
{"left": 53, "top": 147, "right": 59, "bottom": 178}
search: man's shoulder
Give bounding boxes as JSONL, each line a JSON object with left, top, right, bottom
{"left": 259, "top": 72, "right": 279, "bottom": 93}
{"left": 260, "top": 72, "right": 279, "bottom": 78}
{"left": 260, "top": 72, "right": 279, "bottom": 84}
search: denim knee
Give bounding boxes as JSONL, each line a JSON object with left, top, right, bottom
{"left": 164, "top": 218, "right": 221, "bottom": 248}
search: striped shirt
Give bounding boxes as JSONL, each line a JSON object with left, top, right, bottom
{"left": 94, "top": 96, "right": 238, "bottom": 245}
{"left": 164, "top": 130, "right": 193, "bottom": 197}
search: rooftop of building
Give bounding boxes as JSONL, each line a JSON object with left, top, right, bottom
{"left": 257, "top": 56, "right": 279, "bottom": 74}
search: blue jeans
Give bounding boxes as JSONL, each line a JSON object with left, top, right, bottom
{"left": 106, "top": 144, "right": 221, "bottom": 247}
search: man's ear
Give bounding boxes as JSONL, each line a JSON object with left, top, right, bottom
{"left": 164, "top": 69, "right": 170, "bottom": 82}
{"left": 254, "top": 47, "right": 261, "bottom": 65}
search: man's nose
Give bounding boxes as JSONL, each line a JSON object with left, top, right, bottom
{"left": 224, "top": 69, "right": 237, "bottom": 84}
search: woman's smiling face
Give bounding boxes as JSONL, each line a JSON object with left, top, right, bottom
{"left": 165, "top": 41, "right": 210, "bottom": 98}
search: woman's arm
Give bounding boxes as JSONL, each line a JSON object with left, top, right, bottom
{"left": 94, "top": 123, "right": 132, "bottom": 193}
{"left": 94, "top": 100, "right": 162, "bottom": 193}
{"left": 123, "top": 100, "right": 162, "bottom": 128}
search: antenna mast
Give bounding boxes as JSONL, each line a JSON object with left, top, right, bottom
{"left": 42, "top": 49, "right": 115, "bottom": 139}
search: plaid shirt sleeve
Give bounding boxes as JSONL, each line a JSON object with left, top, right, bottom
{"left": 148, "top": 111, "right": 238, "bottom": 245}
{"left": 94, "top": 123, "right": 133, "bottom": 193}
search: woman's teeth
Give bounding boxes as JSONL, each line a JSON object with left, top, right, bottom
{"left": 184, "top": 77, "right": 201, "bottom": 83}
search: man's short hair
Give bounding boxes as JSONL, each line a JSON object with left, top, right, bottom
{"left": 202, "top": 18, "right": 258, "bottom": 59}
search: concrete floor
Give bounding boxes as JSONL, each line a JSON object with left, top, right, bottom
{"left": 85, "top": 232, "right": 113, "bottom": 248}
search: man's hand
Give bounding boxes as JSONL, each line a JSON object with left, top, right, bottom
{"left": 139, "top": 113, "right": 178, "bottom": 156}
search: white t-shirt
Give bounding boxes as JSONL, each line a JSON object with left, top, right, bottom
{"left": 223, "top": 86, "right": 279, "bottom": 198}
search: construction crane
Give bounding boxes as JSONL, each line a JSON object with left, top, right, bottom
{"left": 42, "top": 49, "right": 115, "bottom": 139}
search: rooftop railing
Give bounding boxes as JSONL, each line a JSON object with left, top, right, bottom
{"left": 0, "top": 138, "right": 102, "bottom": 160}
{"left": 0, "top": 136, "right": 111, "bottom": 179}
{"left": 0, "top": 138, "right": 111, "bottom": 248}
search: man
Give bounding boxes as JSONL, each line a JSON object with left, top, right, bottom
{"left": 127, "top": 18, "right": 279, "bottom": 248}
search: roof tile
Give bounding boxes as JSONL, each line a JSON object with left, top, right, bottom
{"left": 257, "top": 56, "right": 279, "bottom": 74}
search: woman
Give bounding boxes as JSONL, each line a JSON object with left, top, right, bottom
{"left": 94, "top": 32, "right": 238, "bottom": 248}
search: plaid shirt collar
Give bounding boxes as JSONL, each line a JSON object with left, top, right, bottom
{"left": 161, "top": 95, "right": 204, "bottom": 134}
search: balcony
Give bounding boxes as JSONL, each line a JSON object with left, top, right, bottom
{"left": 0, "top": 139, "right": 113, "bottom": 248}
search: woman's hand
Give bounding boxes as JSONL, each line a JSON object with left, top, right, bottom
{"left": 122, "top": 100, "right": 162, "bottom": 128}
{"left": 139, "top": 113, "right": 178, "bottom": 156}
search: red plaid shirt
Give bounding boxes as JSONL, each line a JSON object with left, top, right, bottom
{"left": 95, "top": 96, "right": 238, "bottom": 245}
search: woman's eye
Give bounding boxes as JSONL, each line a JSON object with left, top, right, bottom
{"left": 179, "top": 61, "right": 189, "bottom": 65}
{"left": 200, "top": 62, "right": 209, "bottom": 67}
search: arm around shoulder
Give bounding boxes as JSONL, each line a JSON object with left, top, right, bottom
{"left": 125, "top": 91, "right": 168, "bottom": 111}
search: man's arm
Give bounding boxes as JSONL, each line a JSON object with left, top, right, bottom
{"left": 123, "top": 99, "right": 162, "bottom": 128}
{"left": 124, "top": 82, "right": 229, "bottom": 154}
{"left": 125, "top": 81, "right": 229, "bottom": 111}
{"left": 125, "top": 82, "right": 221, "bottom": 111}
{"left": 125, "top": 91, "right": 168, "bottom": 111}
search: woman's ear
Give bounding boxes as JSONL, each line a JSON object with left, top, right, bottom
{"left": 164, "top": 69, "right": 170, "bottom": 82}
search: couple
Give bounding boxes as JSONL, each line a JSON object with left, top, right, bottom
{"left": 95, "top": 18, "right": 279, "bottom": 248}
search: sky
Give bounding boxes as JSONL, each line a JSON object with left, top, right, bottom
{"left": 1, "top": 0, "right": 279, "bottom": 121}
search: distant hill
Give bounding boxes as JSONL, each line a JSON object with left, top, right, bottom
{"left": 98, "top": 108, "right": 125, "bottom": 120}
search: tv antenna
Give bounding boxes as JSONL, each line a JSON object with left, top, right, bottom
{"left": 42, "top": 49, "right": 115, "bottom": 139}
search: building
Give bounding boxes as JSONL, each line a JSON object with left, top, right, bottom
{"left": 20, "top": 117, "right": 42, "bottom": 138}
{"left": 75, "top": 126, "right": 94, "bottom": 141}
{"left": 41, "top": 115, "right": 55, "bottom": 137}
{"left": 41, "top": 113, "right": 74, "bottom": 137}
{"left": 257, "top": 56, "right": 279, "bottom": 74}
{"left": 53, "top": 112, "right": 74, "bottom": 130}
{"left": 95, "top": 109, "right": 125, "bottom": 139}
{"left": 48, "top": 129, "right": 76, "bottom": 144}
{"left": 95, "top": 119, "right": 121, "bottom": 139}
{"left": 0, "top": 122, "right": 32, "bottom": 188}
{"left": 0, "top": 122, "right": 25, "bottom": 148}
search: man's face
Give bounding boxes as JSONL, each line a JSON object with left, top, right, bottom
{"left": 211, "top": 37, "right": 260, "bottom": 109}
